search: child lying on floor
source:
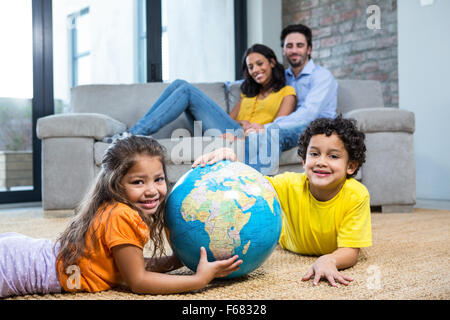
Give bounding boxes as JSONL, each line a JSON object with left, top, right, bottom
{"left": 193, "top": 116, "right": 372, "bottom": 287}
{"left": 0, "top": 135, "right": 242, "bottom": 298}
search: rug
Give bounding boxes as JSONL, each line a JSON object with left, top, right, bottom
{"left": 1, "top": 207, "right": 449, "bottom": 300}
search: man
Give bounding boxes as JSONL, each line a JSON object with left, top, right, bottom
{"left": 243, "top": 24, "right": 338, "bottom": 175}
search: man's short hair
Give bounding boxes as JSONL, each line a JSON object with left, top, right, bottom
{"left": 280, "top": 24, "right": 313, "bottom": 49}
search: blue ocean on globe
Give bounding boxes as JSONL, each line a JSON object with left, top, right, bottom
{"left": 165, "top": 160, "right": 282, "bottom": 278}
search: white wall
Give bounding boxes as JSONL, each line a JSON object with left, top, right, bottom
{"left": 398, "top": 0, "right": 450, "bottom": 200}
{"left": 164, "top": 0, "right": 235, "bottom": 82}
{"left": 89, "top": 1, "right": 136, "bottom": 84}
{"left": 247, "top": 0, "right": 283, "bottom": 61}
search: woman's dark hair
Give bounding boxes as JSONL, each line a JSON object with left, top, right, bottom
{"left": 297, "top": 115, "right": 366, "bottom": 178}
{"left": 240, "top": 44, "right": 286, "bottom": 98}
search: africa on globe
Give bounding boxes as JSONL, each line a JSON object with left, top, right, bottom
{"left": 165, "top": 160, "right": 282, "bottom": 278}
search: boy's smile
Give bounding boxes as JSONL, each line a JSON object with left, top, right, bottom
{"left": 303, "top": 133, "right": 358, "bottom": 201}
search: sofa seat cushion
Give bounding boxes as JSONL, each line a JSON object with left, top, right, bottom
{"left": 279, "top": 147, "right": 301, "bottom": 166}
{"left": 94, "top": 136, "right": 235, "bottom": 167}
{"left": 95, "top": 139, "right": 304, "bottom": 169}
{"left": 94, "top": 140, "right": 361, "bottom": 181}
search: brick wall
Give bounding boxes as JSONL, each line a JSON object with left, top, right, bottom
{"left": 282, "top": 0, "right": 398, "bottom": 108}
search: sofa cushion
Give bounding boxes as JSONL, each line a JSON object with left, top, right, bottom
{"left": 336, "top": 80, "right": 384, "bottom": 114}
{"left": 94, "top": 136, "right": 236, "bottom": 166}
{"left": 345, "top": 108, "right": 415, "bottom": 133}
{"left": 227, "top": 82, "right": 242, "bottom": 113}
{"left": 228, "top": 79, "right": 384, "bottom": 116}
{"left": 95, "top": 138, "right": 303, "bottom": 169}
{"left": 37, "top": 113, "right": 126, "bottom": 140}
{"left": 71, "top": 82, "right": 228, "bottom": 139}
{"left": 279, "top": 147, "right": 301, "bottom": 166}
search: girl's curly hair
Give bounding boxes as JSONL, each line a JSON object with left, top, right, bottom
{"left": 297, "top": 115, "right": 366, "bottom": 178}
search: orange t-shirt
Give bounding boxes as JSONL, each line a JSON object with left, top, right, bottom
{"left": 57, "top": 202, "right": 150, "bottom": 293}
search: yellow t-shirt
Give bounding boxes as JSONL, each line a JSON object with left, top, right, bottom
{"left": 266, "top": 172, "right": 372, "bottom": 256}
{"left": 236, "top": 85, "right": 296, "bottom": 125}
{"left": 57, "top": 202, "right": 150, "bottom": 293}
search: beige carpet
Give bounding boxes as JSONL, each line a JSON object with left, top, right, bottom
{"left": 1, "top": 207, "right": 449, "bottom": 300}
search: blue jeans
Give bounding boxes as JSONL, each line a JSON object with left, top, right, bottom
{"left": 245, "top": 122, "right": 309, "bottom": 175}
{"left": 129, "top": 79, "right": 241, "bottom": 136}
{"left": 129, "top": 79, "right": 308, "bottom": 175}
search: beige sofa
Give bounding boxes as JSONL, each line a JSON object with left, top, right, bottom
{"left": 37, "top": 80, "right": 415, "bottom": 213}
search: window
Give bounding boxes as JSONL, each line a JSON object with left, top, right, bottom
{"left": 161, "top": 0, "right": 236, "bottom": 82}
{"left": 68, "top": 7, "right": 91, "bottom": 87}
{"left": 1, "top": 0, "right": 246, "bottom": 204}
{"left": 137, "top": 0, "right": 146, "bottom": 83}
{"left": 53, "top": 0, "right": 146, "bottom": 113}
{"left": 0, "top": 0, "right": 53, "bottom": 204}
{"left": 0, "top": 1, "right": 34, "bottom": 194}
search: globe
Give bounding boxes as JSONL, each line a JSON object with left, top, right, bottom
{"left": 165, "top": 160, "right": 282, "bottom": 278}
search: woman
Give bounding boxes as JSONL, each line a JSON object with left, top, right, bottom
{"left": 105, "top": 44, "right": 296, "bottom": 143}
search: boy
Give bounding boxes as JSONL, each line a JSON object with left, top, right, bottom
{"left": 192, "top": 116, "right": 372, "bottom": 287}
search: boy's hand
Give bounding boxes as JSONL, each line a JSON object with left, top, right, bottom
{"left": 194, "top": 247, "right": 243, "bottom": 286}
{"left": 302, "top": 254, "right": 354, "bottom": 287}
{"left": 192, "top": 147, "right": 237, "bottom": 168}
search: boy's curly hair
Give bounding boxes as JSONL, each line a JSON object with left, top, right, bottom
{"left": 297, "top": 115, "right": 366, "bottom": 178}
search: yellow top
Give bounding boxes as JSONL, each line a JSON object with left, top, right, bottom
{"left": 236, "top": 85, "right": 296, "bottom": 125}
{"left": 266, "top": 172, "right": 372, "bottom": 256}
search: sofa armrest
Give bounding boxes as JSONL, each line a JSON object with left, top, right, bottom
{"left": 344, "top": 108, "right": 415, "bottom": 133}
{"left": 37, "top": 113, "right": 127, "bottom": 140}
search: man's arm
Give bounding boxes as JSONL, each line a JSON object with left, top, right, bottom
{"left": 273, "top": 69, "right": 338, "bottom": 126}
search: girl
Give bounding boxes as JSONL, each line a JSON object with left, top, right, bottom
{"left": 0, "top": 135, "right": 242, "bottom": 298}
{"left": 105, "top": 44, "right": 296, "bottom": 143}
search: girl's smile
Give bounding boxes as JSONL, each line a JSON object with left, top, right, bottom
{"left": 139, "top": 198, "right": 160, "bottom": 210}
{"left": 121, "top": 155, "right": 167, "bottom": 216}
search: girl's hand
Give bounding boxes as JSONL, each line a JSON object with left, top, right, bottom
{"left": 220, "top": 132, "right": 238, "bottom": 143}
{"left": 302, "top": 254, "right": 354, "bottom": 287}
{"left": 194, "top": 247, "right": 243, "bottom": 286}
{"left": 192, "top": 148, "right": 237, "bottom": 168}
{"left": 246, "top": 123, "right": 265, "bottom": 131}
{"left": 244, "top": 125, "right": 265, "bottom": 136}
{"left": 236, "top": 120, "right": 251, "bottom": 130}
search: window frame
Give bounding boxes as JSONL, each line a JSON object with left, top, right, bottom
{"left": 68, "top": 6, "right": 90, "bottom": 88}
{"left": 0, "top": 0, "right": 54, "bottom": 204}
{"left": 0, "top": 0, "right": 247, "bottom": 204}
{"left": 145, "top": 0, "right": 247, "bottom": 82}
